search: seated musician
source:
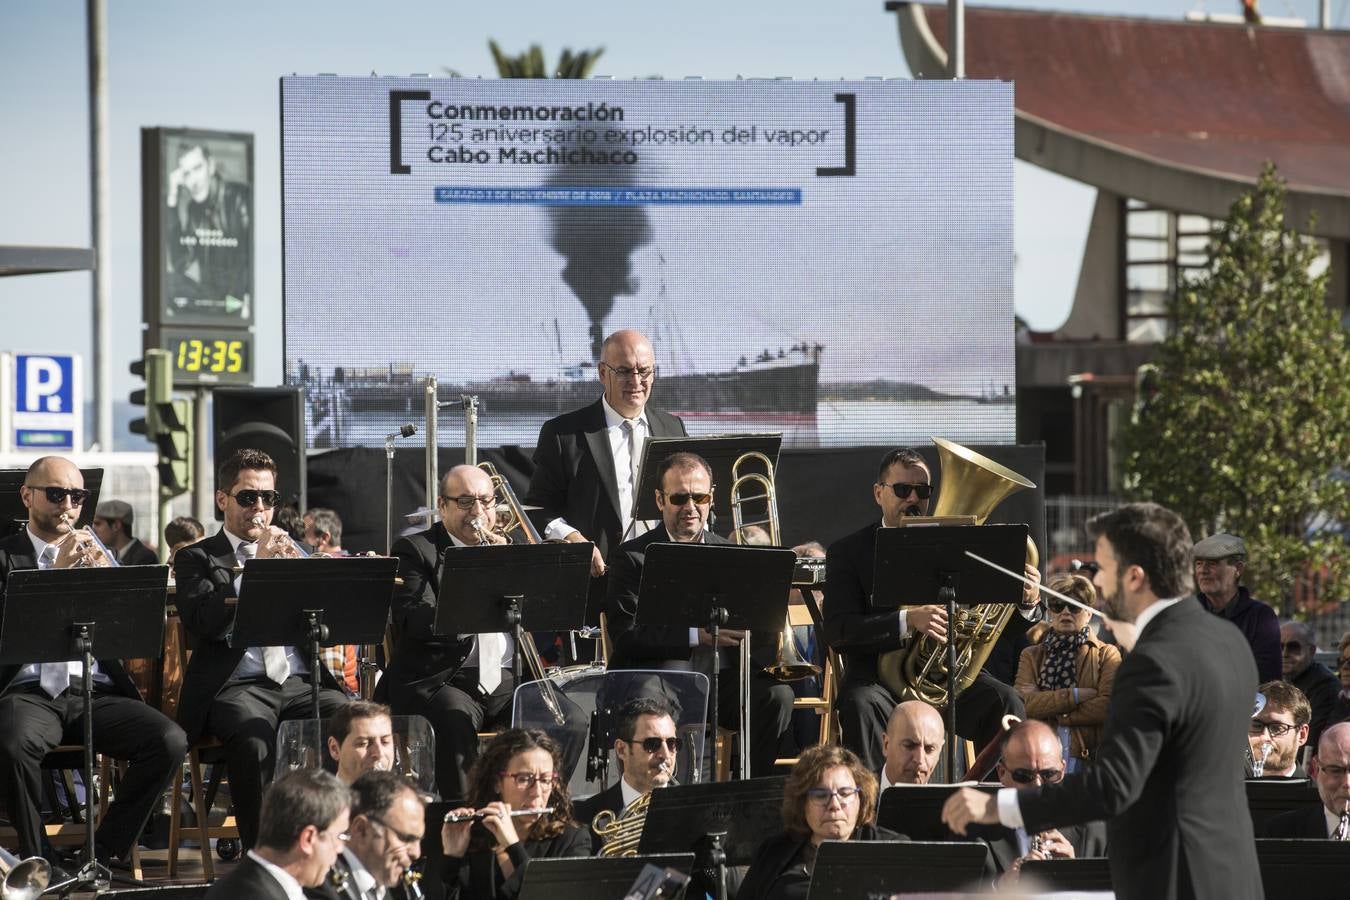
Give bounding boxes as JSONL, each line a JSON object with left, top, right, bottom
{"left": 879, "top": 700, "right": 945, "bottom": 787}
{"left": 328, "top": 700, "right": 395, "bottom": 785}
{"left": 0, "top": 456, "right": 187, "bottom": 869}
{"left": 306, "top": 769, "right": 426, "bottom": 900}
{"left": 1014, "top": 572, "right": 1121, "bottom": 773}
{"left": 605, "top": 451, "right": 795, "bottom": 776}
{"left": 1249, "top": 680, "right": 1311, "bottom": 778}
{"left": 204, "top": 769, "right": 353, "bottom": 899}
{"left": 738, "top": 744, "right": 905, "bottom": 900}
{"left": 573, "top": 695, "right": 679, "bottom": 847}
{"left": 440, "top": 729, "right": 590, "bottom": 900}
{"left": 305, "top": 508, "right": 359, "bottom": 695}
{"left": 963, "top": 719, "right": 1107, "bottom": 884}
{"left": 383, "top": 464, "right": 513, "bottom": 805}
{"left": 174, "top": 448, "right": 351, "bottom": 849}
{"left": 824, "top": 448, "right": 1028, "bottom": 773}
{"left": 1262, "top": 722, "right": 1350, "bottom": 838}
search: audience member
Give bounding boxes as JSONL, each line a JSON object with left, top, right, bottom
{"left": 164, "top": 515, "right": 205, "bottom": 566}
{"left": 879, "top": 700, "right": 945, "bottom": 787}
{"left": 1015, "top": 573, "right": 1122, "bottom": 772}
{"left": 1281, "top": 621, "right": 1341, "bottom": 751}
{"left": 1192, "top": 533, "right": 1280, "bottom": 682}
{"left": 1250, "top": 680, "right": 1310, "bottom": 778}
{"left": 304, "top": 508, "right": 348, "bottom": 557}
{"left": 1334, "top": 632, "right": 1350, "bottom": 728}
{"left": 92, "top": 499, "right": 159, "bottom": 565}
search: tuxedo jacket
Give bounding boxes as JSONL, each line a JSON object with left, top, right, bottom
{"left": 822, "top": 522, "right": 909, "bottom": 687}
{"left": 119, "top": 537, "right": 160, "bottom": 566}
{"left": 0, "top": 530, "right": 143, "bottom": 699}
{"left": 737, "top": 825, "right": 906, "bottom": 900}
{"left": 967, "top": 819, "right": 1109, "bottom": 876}
{"left": 571, "top": 780, "right": 625, "bottom": 849}
{"left": 204, "top": 854, "right": 291, "bottom": 900}
{"left": 1260, "top": 804, "right": 1335, "bottom": 839}
{"left": 173, "top": 529, "right": 342, "bottom": 741}
{"left": 1017, "top": 598, "right": 1263, "bottom": 900}
{"left": 524, "top": 398, "right": 687, "bottom": 563}
{"left": 303, "top": 851, "right": 410, "bottom": 900}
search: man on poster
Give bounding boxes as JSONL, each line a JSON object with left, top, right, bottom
{"left": 165, "top": 139, "right": 252, "bottom": 313}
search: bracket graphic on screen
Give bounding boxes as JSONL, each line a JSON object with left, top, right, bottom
{"left": 816, "top": 93, "right": 856, "bottom": 177}
{"left": 389, "top": 89, "right": 432, "bottom": 175}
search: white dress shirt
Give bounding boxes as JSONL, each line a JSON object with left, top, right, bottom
{"left": 222, "top": 528, "right": 310, "bottom": 682}
{"left": 543, "top": 395, "right": 653, "bottom": 543}
{"left": 447, "top": 533, "right": 515, "bottom": 669}
{"left": 996, "top": 596, "right": 1184, "bottom": 829}
{"left": 247, "top": 849, "right": 309, "bottom": 900}
{"left": 342, "top": 846, "right": 383, "bottom": 900}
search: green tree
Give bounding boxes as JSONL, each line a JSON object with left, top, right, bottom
{"left": 481, "top": 40, "right": 604, "bottom": 78}
{"left": 1122, "top": 163, "right": 1350, "bottom": 614}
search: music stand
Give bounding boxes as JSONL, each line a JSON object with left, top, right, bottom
{"left": 638, "top": 775, "right": 787, "bottom": 900}
{"left": 0, "top": 468, "right": 104, "bottom": 536}
{"left": 1019, "top": 857, "right": 1114, "bottom": 892}
{"left": 806, "top": 840, "right": 987, "bottom": 898}
{"left": 876, "top": 783, "right": 999, "bottom": 842}
{"left": 231, "top": 557, "right": 396, "bottom": 718}
{"left": 872, "top": 524, "right": 1027, "bottom": 777}
{"left": 518, "top": 854, "right": 695, "bottom": 900}
{"left": 0, "top": 564, "right": 168, "bottom": 889}
{"left": 436, "top": 542, "right": 592, "bottom": 684}
{"left": 1246, "top": 778, "right": 1319, "bottom": 833}
{"left": 632, "top": 434, "right": 781, "bottom": 525}
{"left": 1255, "top": 839, "right": 1350, "bottom": 900}
{"left": 636, "top": 542, "right": 794, "bottom": 779}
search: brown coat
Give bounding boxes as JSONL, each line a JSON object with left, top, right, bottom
{"left": 1014, "top": 629, "right": 1122, "bottom": 761}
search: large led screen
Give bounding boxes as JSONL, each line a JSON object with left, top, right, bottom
{"left": 281, "top": 77, "right": 1014, "bottom": 449}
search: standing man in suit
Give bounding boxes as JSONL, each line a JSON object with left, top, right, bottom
{"left": 205, "top": 768, "right": 353, "bottom": 899}
{"left": 306, "top": 770, "right": 425, "bottom": 900}
{"left": 0, "top": 456, "right": 187, "bottom": 867}
{"left": 944, "top": 501, "right": 1264, "bottom": 900}
{"left": 825, "top": 448, "right": 1030, "bottom": 770}
{"left": 525, "top": 328, "right": 687, "bottom": 580}
{"left": 384, "top": 464, "right": 513, "bottom": 804}
{"left": 174, "top": 448, "right": 351, "bottom": 849}
{"left": 1262, "top": 721, "right": 1350, "bottom": 838}
{"left": 606, "top": 452, "right": 794, "bottom": 775}
{"left": 572, "top": 696, "right": 679, "bottom": 847}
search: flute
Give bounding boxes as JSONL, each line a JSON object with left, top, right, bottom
{"left": 443, "top": 806, "right": 554, "bottom": 824}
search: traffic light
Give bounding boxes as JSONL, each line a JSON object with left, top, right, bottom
{"left": 129, "top": 350, "right": 193, "bottom": 500}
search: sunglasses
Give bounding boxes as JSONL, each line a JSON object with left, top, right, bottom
{"left": 632, "top": 736, "right": 683, "bottom": 753}
{"left": 1046, "top": 599, "right": 1081, "bottom": 614}
{"left": 229, "top": 489, "right": 281, "bottom": 509}
{"left": 1006, "top": 767, "right": 1064, "bottom": 785}
{"left": 29, "top": 485, "right": 91, "bottom": 506}
{"left": 661, "top": 491, "right": 712, "bottom": 506}
{"left": 880, "top": 482, "right": 933, "bottom": 501}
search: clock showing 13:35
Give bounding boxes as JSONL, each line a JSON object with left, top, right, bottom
{"left": 158, "top": 328, "right": 254, "bottom": 385}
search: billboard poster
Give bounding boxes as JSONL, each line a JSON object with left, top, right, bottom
{"left": 281, "top": 78, "right": 1014, "bottom": 449}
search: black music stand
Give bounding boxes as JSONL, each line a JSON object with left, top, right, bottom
{"left": 0, "top": 564, "right": 168, "bottom": 890}
{"left": 231, "top": 557, "right": 396, "bottom": 718}
{"left": 872, "top": 524, "right": 1027, "bottom": 778}
{"left": 632, "top": 434, "right": 781, "bottom": 526}
{"left": 436, "top": 542, "right": 592, "bottom": 683}
{"left": 876, "top": 783, "right": 1000, "bottom": 842}
{"left": 0, "top": 468, "right": 104, "bottom": 537}
{"left": 636, "top": 542, "right": 794, "bottom": 780}
{"left": 806, "top": 840, "right": 987, "bottom": 898}
{"left": 638, "top": 776, "right": 787, "bottom": 900}
{"left": 1246, "top": 778, "right": 1319, "bottom": 834}
{"left": 1019, "top": 857, "right": 1114, "bottom": 892}
{"left": 519, "top": 854, "right": 695, "bottom": 900}
{"left": 1256, "top": 839, "right": 1350, "bottom": 900}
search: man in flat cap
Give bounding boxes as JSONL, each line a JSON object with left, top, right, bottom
{"left": 1193, "top": 533, "right": 1280, "bottom": 682}
{"left": 92, "top": 499, "right": 160, "bottom": 566}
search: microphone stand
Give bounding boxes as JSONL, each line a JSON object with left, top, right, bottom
{"left": 384, "top": 423, "right": 417, "bottom": 556}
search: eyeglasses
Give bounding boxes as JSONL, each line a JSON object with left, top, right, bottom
{"left": 632, "top": 736, "right": 683, "bottom": 753}
{"left": 1319, "top": 764, "right": 1349, "bottom": 779}
{"left": 1249, "top": 719, "right": 1296, "bottom": 738}
{"left": 499, "top": 771, "right": 560, "bottom": 789}
{"left": 366, "top": 815, "right": 421, "bottom": 846}
{"left": 441, "top": 494, "right": 496, "bottom": 511}
{"left": 1006, "top": 767, "right": 1064, "bottom": 785}
{"left": 806, "top": 786, "right": 860, "bottom": 806}
{"left": 28, "top": 486, "right": 91, "bottom": 506}
{"left": 660, "top": 491, "right": 713, "bottom": 506}
{"left": 1280, "top": 642, "right": 1306, "bottom": 655}
{"left": 602, "top": 363, "right": 656, "bottom": 381}
{"left": 228, "top": 489, "right": 281, "bottom": 508}
{"left": 880, "top": 482, "right": 933, "bottom": 501}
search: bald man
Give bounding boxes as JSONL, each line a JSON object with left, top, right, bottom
{"left": 383, "top": 465, "right": 513, "bottom": 804}
{"left": 880, "top": 701, "right": 946, "bottom": 788}
{"left": 0, "top": 457, "right": 187, "bottom": 867}
{"left": 1262, "top": 722, "right": 1350, "bottom": 838}
{"left": 1281, "top": 621, "right": 1341, "bottom": 751}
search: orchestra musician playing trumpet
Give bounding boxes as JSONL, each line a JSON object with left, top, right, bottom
{"left": 175, "top": 448, "right": 350, "bottom": 850}
{"left": 383, "top": 465, "right": 514, "bottom": 805}
{"left": 0, "top": 456, "right": 187, "bottom": 869}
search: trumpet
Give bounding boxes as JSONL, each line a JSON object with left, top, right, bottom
{"left": 250, "top": 515, "right": 310, "bottom": 558}
{"left": 53, "top": 513, "right": 118, "bottom": 568}
{"left": 442, "top": 806, "right": 554, "bottom": 824}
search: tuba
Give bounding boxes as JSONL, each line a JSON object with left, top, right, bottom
{"left": 593, "top": 791, "right": 651, "bottom": 857}
{"left": 876, "top": 438, "right": 1038, "bottom": 706}
{"left": 0, "top": 846, "right": 50, "bottom": 900}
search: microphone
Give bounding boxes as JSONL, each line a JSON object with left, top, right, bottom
{"left": 386, "top": 423, "right": 417, "bottom": 441}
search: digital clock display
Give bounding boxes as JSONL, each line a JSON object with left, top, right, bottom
{"left": 158, "top": 328, "right": 253, "bottom": 385}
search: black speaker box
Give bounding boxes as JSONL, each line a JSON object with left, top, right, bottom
{"left": 212, "top": 387, "right": 306, "bottom": 519}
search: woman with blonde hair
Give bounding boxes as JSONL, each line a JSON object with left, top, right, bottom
{"left": 1014, "top": 572, "right": 1122, "bottom": 772}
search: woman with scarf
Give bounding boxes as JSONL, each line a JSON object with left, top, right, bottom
{"left": 1014, "top": 573, "right": 1121, "bottom": 773}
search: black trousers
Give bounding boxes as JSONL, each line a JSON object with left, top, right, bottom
{"left": 837, "top": 670, "right": 1024, "bottom": 771}
{"left": 203, "top": 675, "right": 349, "bottom": 848}
{"left": 388, "top": 668, "right": 514, "bottom": 806}
{"left": 0, "top": 685, "right": 187, "bottom": 860}
{"left": 715, "top": 668, "right": 796, "bottom": 777}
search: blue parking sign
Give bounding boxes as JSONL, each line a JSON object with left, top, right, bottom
{"left": 16, "top": 355, "right": 75, "bottom": 413}
{"left": 7, "top": 352, "right": 82, "bottom": 452}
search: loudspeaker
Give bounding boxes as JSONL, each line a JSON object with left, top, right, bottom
{"left": 212, "top": 387, "right": 306, "bottom": 520}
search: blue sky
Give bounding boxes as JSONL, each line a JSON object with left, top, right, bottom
{"left": 1, "top": 0, "right": 1342, "bottom": 440}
